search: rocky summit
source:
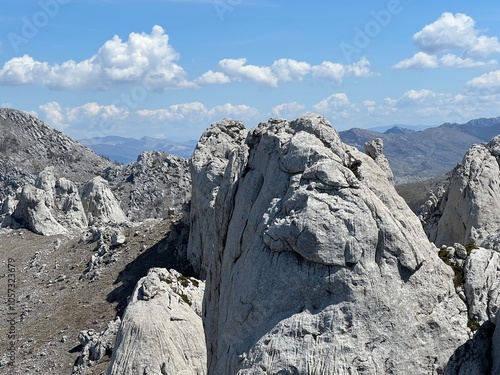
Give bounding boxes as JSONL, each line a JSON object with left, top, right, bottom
{"left": 188, "top": 114, "right": 467, "bottom": 374}
{"left": 5, "top": 110, "right": 500, "bottom": 374}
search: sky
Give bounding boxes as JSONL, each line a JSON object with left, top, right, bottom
{"left": 1, "top": 1, "right": 500, "bottom": 141}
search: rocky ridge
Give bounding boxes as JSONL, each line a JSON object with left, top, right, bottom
{"left": 0, "top": 109, "right": 112, "bottom": 202}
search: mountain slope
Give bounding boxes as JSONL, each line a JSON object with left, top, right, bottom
{"left": 0, "top": 109, "right": 112, "bottom": 201}
{"left": 339, "top": 117, "right": 500, "bottom": 183}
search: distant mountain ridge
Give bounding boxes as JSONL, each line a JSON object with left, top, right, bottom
{"left": 79, "top": 136, "right": 197, "bottom": 164}
{"left": 339, "top": 116, "right": 500, "bottom": 183}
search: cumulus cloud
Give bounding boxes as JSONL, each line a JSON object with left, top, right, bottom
{"left": 194, "top": 70, "right": 231, "bottom": 85}
{"left": 465, "top": 70, "right": 500, "bottom": 93}
{"left": 313, "top": 93, "right": 355, "bottom": 118}
{"left": 310, "top": 88, "right": 500, "bottom": 129}
{"left": 137, "top": 102, "right": 259, "bottom": 122}
{"left": 394, "top": 13, "right": 500, "bottom": 69}
{"left": 0, "top": 26, "right": 190, "bottom": 90}
{"left": 212, "top": 57, "right": 374, "bottom": 87}
{"left": 218, "top": 58, "right": 278, "bottom": 87}
{"left": 393, "top": 52, "right": 439, "bottom": 69}
{"left": 271, "top": 102, "right": 305, "bottom": 118}
{"left": 394, "top": 51, "right": 496, "bottom": 69}
{"left": 39, "top": 101, "right": 128, "bottom": 131}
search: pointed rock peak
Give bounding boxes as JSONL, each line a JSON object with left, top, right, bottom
{"left": 81, "top": 176, "right": 128, "bottom": 226}
{"left": 365, "top": 138, "right": 394, "bottom": 183}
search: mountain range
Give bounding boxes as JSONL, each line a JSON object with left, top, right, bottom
{"left": 80, "top": 117, "right": 500, "bottom": 184}
{"left": 339, "top": 117, "right": 500, "bottom": 183}
{"left": 79, "top": 136, "right": 197, "bottom": 164}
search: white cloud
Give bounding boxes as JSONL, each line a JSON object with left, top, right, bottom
{"left": 465, "top": 70, "right": 500, "bottom": 93}
{"left": 313, "top": 93, "right": 354, "bottom": 117}
{"left": 439, "top": 54, "right": 496, "bottom": 68}
{"left": 394, "top": 51, "right": 496, "bottom": 69}
{"left": 271, "top": 59, "right": 311, "bottom": 82}
{"left": 309, "top": 88, "right": 500, "bottom": 129}
{"left": 39, "top": 101, "right": 127, "bottom": 131}
{"left": 271, "top": 102, "right": 305, "bottom": 118}
{"left": 393, "top": 52, "right": 439, "bottom": 69}
{"left": 218, "top": 58, "right": 278, "bottom": 87}
{"left": 311, "top": 57, "right": 374, "bottom": 84}
{"left": 209, "top": 103, "right": 260, "bottom": 119}
{"left": 0, "top": 23, "right": 375, "bottom": 90}
{"left": 137, "top": 102, "right": 259, "bottom": 122}
{"left": 0, "top": 26, "right": 190, "bottom": 90}
{"left": 394, "top": 13, "right": 500, "bottom": 69}
{"left": 195, "top": 70, "right": 231, "bottom": 85}
{"left": 212, "top": 57, "right": 374, "bottom": 87}
{"left": 414, "top": 13, "right": 478, "bottom": 54}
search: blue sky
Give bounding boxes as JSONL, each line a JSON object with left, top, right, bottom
{"left": 1, "top": 0, "right": 500, "bottom": 141}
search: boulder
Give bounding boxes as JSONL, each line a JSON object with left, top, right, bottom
{"left": 10, "top": 184, "right": 67, "bottom": 235}
{"left": 189, "top": 114, "right": 468, "bottom": 374}
{"left": 107, "top": 268, "right": 206, "bottom": 375}
{"left": 81, "top": 177, "right": 128, "bottom": 225}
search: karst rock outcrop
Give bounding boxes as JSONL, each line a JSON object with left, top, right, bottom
{"left": 188, "top": 114, "right": 469, "bottom": 374}
{"left": 427, "top": 135, "right": 500, "bottom": 248}
{"left": 81, "top": 176, "right": 128, "bottom": 225}
{"left": 107, "top": 268, "right": 206, "bottom": 375}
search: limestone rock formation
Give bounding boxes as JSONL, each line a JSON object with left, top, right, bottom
{"left": 464, "top": 247, "right": 500, "bottom": 325}
{"left": 103, "top": 151, "right": 191, "bottom": 222}
{"left": 428, "top": 135, "right": 500, "bottom": 247}
{"left": 107, "top": 268, "right": 206, "bottom": 375}
{"left": 73, "top": 317, "right": 121, "bottom": 374}
{"left": 187, "top": 118, "right": 248, "bottom": 276}
{"left": 2, "top": 167, "right": 89, "bottom": 234}
{"left": 9, "top": 184, "right": 68, "bottom": 236}
{"left": 189, "top": 114, "right": 468, "bottom": 374}
{"left": 81, "top": 177, "right": 128, "bottom": 225}
{"left": 35, "top": 167, "right": 88, "bottom": 229}
{"left": 364, "top": 137, "right": 394, "bottom": 184}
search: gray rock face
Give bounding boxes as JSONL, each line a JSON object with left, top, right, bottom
{"left": 107, "top": 268, "right": 206, "bottom": 375}
{"left": 10, "top": 184, "right": 68, "bottom": 236}
{"left": 2, "top": 167, "right": 88, "bottom": 234}
{"left": 429, "top": 136, "right": 500, "bottom": 247}
{"left": 189, "top": 114, "right": 468, "bottom": 374}
{"left": 187, "top": 118, "right": 248, "bottom": 277}
{"left": 464, "top": 248, "right": 500, "bottom": 325}
{"left": 73, "top": 317, "right": 121, "bottom": 374}
{"left": 104, "top": 151, "right": 191, "bottom": 222}
{"left": 35, "top": 167, "right": 88, "bottom": 229}
{"left": 81, "top": 177, "right": 128, "bottom": 225}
